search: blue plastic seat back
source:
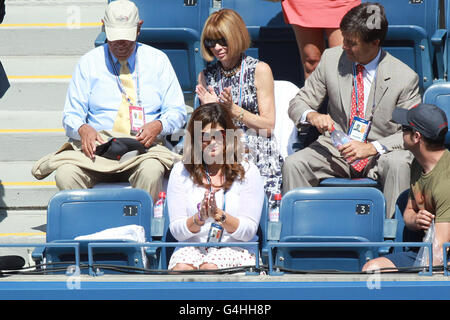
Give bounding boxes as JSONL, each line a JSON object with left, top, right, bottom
{"left": 362, "top": 0, "right": 441, "bottom": 91}
{"left": 356, "top": 0, "right": 442, "bottom": 88}
{"left": 320, "top": 177, "right": 378, "bottom": 188}
{"left": 46, "top": 188, "right": 153, "bottom": 242}
{"left": 220, "top": 0, "right": 304, "bottom": 88}
{"left": 257, "top": 195, "right": 269, "bottom": 262}
{"left": 364, "top": 0, "right": 440, "bottom": 34}
{"left": 162, "top": 193, "right": 269, "bottom": 269}
{"left": 423, "top": 82, "right": 450, "bottom": 148}
{"left": 280, "top": 187, "right": 385, "bottom": 241}
{"left": 276, "top": 187, "right": 385, "bottom": 271}
{"left": 96, "top": 0, "right": 209, "bottom": 93}
{"left": 44, "top": 188, "right": 154, "bottom": 272}
{"left": 382, "top": 26, "right": 434, "bottom": 92}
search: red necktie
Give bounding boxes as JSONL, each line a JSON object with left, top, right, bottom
{"left": 350, "top": 64, "right": 369, "bottom": 172}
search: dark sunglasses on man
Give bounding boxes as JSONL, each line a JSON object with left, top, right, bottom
{"left": 204, "top": 37, "right": 227, "bottom": 48}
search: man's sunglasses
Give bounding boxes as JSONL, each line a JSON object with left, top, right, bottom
{"left": 201, "top": 130, "right": 226, "bottom": 143}
{"left": 203, "top": 38, "right": 227, "bottom": 48}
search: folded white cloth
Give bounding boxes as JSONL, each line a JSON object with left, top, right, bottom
{"left": 75, "top": 224, "right": 147, "bottom": 268}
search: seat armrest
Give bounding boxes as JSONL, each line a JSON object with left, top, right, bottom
{"left": 431, "top": 29, "right": 447, "bottom": 46}
{"left": 31, "top": 246, "right": 45, "bottom": 264}
{"left": 378, "top": 240, "right": 393, "bottom": 255}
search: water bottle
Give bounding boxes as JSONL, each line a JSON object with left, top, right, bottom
{"left": 267, "top": 194, "right": 282, "bottom": 241}
{"left": 330, "top": 128, "right": 360, "bottom": 166}
{"left": 330, "top": 128, "right": 351, "bottom": 148}
{"left": 269, "top": 194, "right": 282, "bottom": 222}
{"left": 153, "top": 191, "right": 166, "bottom": 218}
{"left": 151, "top": 191, "right": 166, "bottom": 237}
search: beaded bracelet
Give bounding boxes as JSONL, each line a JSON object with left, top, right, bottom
{"left": 237, "top": 108, "right": 244, "bottom": 122}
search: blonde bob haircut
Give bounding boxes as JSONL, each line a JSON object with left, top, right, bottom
{"left": 200, "top": 9, "right": 251, "bottom": 62}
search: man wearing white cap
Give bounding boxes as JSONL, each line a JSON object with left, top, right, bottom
{"left": 54, "top": 0, "right": 187, "bottom": 201}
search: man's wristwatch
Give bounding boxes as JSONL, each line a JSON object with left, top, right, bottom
{"left": 219, "top": 213, "right": 227, "bottom": 223}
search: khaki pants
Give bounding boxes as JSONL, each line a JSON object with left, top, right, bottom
{"left": 55, "top": 158, "right": 165, "bottom": 203}
{"left": 282, "top": 139, "right": 413, "bottom": 218}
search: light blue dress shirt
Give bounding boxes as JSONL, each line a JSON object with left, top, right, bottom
{"left": 63, "top": 43, "right": 187, "bottom": 140}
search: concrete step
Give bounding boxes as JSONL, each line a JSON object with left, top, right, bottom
{"left": 0, "top": 26, "right": 101, "bottom": 56}
{"left": 0, "top": 160, "right": 58, "bottom": 209}
{"left": 0, "top": 56, "right": 76, "bottom": 111}
{"left": 3, "top": 1, "right": 106, "bottom": 25}
{"left": 0, "top": 183, "right": 57, "bottom": 208}
{"left": 0, "top": 78, "right": 68, "bottom": 111}
{"left": 0, "top": 210, "right": 46, "bottom": 235}
{"left": 0, "top": 132, "right": 67, "bottom": 161}
{"left": 0, "top": 2, "right": 106, "bottom": 56}
{"left": 0, "top": 110, "right": 62, "bottom": 129}
{"left": 0, "top": 161, "right": 54, "bottom": 182}
{"left": 2, "top": 56, "right": 79, "bottom": 76}
{"left": 0, "top": 209, "right": 46, "bottom": 266}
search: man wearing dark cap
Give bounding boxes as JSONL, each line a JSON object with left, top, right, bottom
{"left": 363, "top": 103, "right": 450, "bottom": 271}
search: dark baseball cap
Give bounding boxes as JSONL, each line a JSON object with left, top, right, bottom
{"left": 392, "top": 103, "right": 448, "bottom": 140}
{"left": 95, "top": 137, "right": 146, "bottom": 160}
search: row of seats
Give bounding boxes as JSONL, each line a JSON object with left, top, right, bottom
{"left": 95, "top": 0, "right": 450, "bottom": 95}
{"left": 42, "top": 0, "right": 450, "bottom": 274}
{"left": 32, "top": 186, "right": 418, "bottom": 274}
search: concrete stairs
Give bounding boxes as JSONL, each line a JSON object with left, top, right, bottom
{"left": 0, "top": 0, "right": 106, "bottom": 210}
{"left": 0, "top": 0, "right": 108, "bottom": 257}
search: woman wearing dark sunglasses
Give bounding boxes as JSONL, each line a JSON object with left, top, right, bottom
{"left": 195, "top": 8, "right": 283, "bottom": 209}
{"left": 166, "top": 103, "right": 264, "bottom": 271}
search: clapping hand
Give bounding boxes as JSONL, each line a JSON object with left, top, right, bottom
{"left": 199, "top": 190, "right": 218, "bottom": 220}
{"left": 196, "top": 84, "right": 219, "bottom": 105}
{"left": 218, "top": 87, "right": 234, "bottom": 109}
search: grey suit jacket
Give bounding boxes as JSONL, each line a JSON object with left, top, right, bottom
{"left": 288, "top": 46, "right": 421, "bottom": 153}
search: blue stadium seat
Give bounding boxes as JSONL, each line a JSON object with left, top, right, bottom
{"left": 220, "top": 0, "right": 304, "bottom": 88}
{"left": 320, "top": 177, "right": 378, "bottom": 188}
{"left": 162, "top": 194, "right": 269, "bottom": 269}
{"left": 362, "top": 0, "right": 443, "bottom": 88}
{"left": 258, "top": 195, "right": 269, "bottom": 265}
{"left": 423, "top": 82, "right": 450, "bottom": 148}
{"left": 441, "top": 0, "right": 450, "bottom": 81}
{"left": 32, "top": 188, "right": 163, "bottom": 273}
{"left": 95, "top": 0, "right": 209, "bottom": 93}
{"left": 273, "top": 187, "right": 385, "bottom": 272}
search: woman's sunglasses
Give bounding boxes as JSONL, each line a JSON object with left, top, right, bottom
{"left": 203, "top": 38, "right": 227, "bottom": 48}
{"left": 201, "top": 130, "right": 226, "bottom": 143}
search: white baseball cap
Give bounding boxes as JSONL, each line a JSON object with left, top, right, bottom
{"left": 103, "top": 0, "right": 140, "bottom": 41}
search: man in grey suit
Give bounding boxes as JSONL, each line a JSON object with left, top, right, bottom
{"left": 282, "top": 2, "right": 422, "bottom": 218}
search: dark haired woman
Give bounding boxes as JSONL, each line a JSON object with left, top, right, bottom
{"left": 167, "top": 102, "right": 264, "bottom": 271}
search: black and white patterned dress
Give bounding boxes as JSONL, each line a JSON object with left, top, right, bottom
{"left": 203, "top": 55, "right": 283, "bottom": 207}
